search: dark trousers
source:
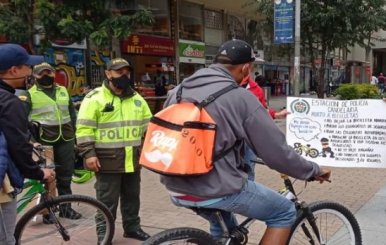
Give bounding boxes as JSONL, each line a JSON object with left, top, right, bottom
{"left": 41, "top": 138, "right": 75, "bottom": 196}
{"left": 95, "top": 171, "right": 141, "bottom": 233}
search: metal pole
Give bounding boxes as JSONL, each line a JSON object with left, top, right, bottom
{"left": 293, "top": 0, "right": 301, "bottom": 96}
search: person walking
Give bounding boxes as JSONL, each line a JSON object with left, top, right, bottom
{"left": 0, "top": 43, "right": 55, "bottom": 245}
{"left": 76, "top": 58, "right": 152, "bottom": 242}
{"left": 159, "top": 39, "right": 331, "bottom": 245}
{"left": 19, "top": 62, "right": 80, "bottom": 223}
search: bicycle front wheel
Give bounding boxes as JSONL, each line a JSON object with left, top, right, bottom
{"left": 144, "top": 227, "right": 216, "bottom": 245}
{"left": 288, "top": 201, "right": 362, "bottom": 245}
{"left": 15, "top": 194, "right": 115, "bottom": 245}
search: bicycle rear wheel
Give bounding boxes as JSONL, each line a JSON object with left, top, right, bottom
{"left": 144, "top": 227, "right": 216, "bottom": 245}
{"left": 288, "top": 201, "right": 362, "bottom": 245}
{"left": 15, "top": 194, "right": 114, "bottom": 245}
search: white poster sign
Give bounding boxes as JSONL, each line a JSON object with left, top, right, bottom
{"left": 286, "top": 97, "right": 386, "bottom": 168}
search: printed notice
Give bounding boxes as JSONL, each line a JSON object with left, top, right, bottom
{"left": 286, "top": 97, "right": 386, "bottom": 168}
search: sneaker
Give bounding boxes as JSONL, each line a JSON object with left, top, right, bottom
{"left": 42, "top": 213, "right": 56, "bottom": 224}
{"left": 123, "top": 228, "right": 150, "bottom": 241}
{"left": 59, "top": 207, "right": 82, "bottom": 219}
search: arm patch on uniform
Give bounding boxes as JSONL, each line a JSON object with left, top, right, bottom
{"left": 18, "top": 95, "right": 28, "bottom": 101}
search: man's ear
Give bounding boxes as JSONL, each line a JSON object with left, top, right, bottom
{"left": 105, "top": 70, "right": 111, "bottom": 80}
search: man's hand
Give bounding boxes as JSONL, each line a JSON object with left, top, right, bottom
{"left": 85, "top": 156, "right": 101, "bottom": 172}
{"left": 274, "top": 109, "right": 290, "bottom": 119}
{"left": 42, "top": 168, "right": 56, "bottom": 182}
{"left": 314, "top": 167, "right": 331, "bottom": 183}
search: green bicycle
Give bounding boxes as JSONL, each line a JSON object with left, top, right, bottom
{"left": 15, "top": 146, "right": 115, "bottom": 245}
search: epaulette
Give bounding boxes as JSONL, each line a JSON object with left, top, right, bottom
{"left": 85, "top": 89, "right": 100, "bottom": 98}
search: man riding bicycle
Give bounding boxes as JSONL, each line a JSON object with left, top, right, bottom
{"left": 159, "top": 39, "right": 331, "bottom": 245}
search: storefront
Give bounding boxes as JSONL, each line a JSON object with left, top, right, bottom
{"left": 120, "top": 34, "right": 175, "bottom": 97}
{"left": 178, "top": 40, "right": 206, "bottom": 81}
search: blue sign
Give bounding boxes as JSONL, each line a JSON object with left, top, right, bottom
{"left": 274, "top": 0, "right": 294, "bottom": 44}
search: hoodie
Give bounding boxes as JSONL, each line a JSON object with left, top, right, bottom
{"left": 160, "top": 64, "right": 321, "bottom": 198}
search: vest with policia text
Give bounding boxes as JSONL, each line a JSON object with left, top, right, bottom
{"left": 76, "top": 83, "right": 152, "bottom": 173}
{"left": 29, "top": 85, "right": 74, "bottom": 143}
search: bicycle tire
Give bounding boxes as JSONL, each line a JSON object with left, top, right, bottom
{"left": 288, "top": 201, "right": 362, "bottom": 245}
{"left": 15, "top": 194, "right": 115, "bottom": 245}
{"left": 144, "top": 227, "right": 217, "bottom": 245}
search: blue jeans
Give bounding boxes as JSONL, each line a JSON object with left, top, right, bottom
{"left": 244, "top": 145, "right": 256, "bottom": 181}
{"left": 171, "top": 180, "right": 297, "bottom": 239}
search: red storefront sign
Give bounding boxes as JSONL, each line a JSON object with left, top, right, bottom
{"left": 121, "top": 34, "right": 174, "bottom": 56}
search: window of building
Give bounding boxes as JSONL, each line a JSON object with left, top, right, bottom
{"left": 115, "top": 0, "right": 170, "bottom": 37}
{"left": 227, "top": 15, "right": 246, "bottom": 40}
{"left": 205, "top": 9, "right": 223, "bottom": 30}
{"left": 179, "top": 1, "right": 204, "bottom": 42}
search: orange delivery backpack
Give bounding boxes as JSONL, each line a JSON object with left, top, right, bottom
{"left": 140, "top": 83, "right": 238, "bottom": 176}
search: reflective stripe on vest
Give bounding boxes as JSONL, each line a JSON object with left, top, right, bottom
{"left": 29, "top": 85, "right": 73, "bottom": 142}
{"left": 76, "top": 84, "right": 152, "bottom": 173}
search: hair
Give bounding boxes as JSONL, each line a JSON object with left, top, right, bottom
{"left": 213, "top": 55, "right": 233, "bottom": 65}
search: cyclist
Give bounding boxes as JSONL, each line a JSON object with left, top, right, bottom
{"left": 160, "top": 39, "right": 331, "bottom": 245}
{"left": 0, "top": 43, "right": 55, "bottom": 245}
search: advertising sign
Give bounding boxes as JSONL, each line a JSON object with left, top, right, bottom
{"left": 179, "top": 40, "right": 206, "bottom": 64}
{"left": 274, "top": 0, "right": 294, "bottom": 44}
{"left": 121, "top": 34, "right": 175, "bottom": 56}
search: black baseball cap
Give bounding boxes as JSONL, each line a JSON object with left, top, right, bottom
{"left": 106, "top": 58, "right": 132, "bottom": 70}
{"left": 0, "top": 43, "right": 44, "bottom": 71}
{"left": 214, "top": 39, "right": 256, "bottom": 65}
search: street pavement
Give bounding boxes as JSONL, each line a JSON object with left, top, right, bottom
{"left": 23, "top": 94, "right": 386, "bottom": 244}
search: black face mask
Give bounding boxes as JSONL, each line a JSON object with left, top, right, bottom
{"left": 2, "top": 75, "right": 33, "bottom": 90}
{"left": 37, "top": 75, "right": 54, "bottom": 86}
{"left": 111, "top": 75, "right": 132, "bottom": 91}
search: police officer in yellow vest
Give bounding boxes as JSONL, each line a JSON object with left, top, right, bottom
{"left": 76, "top": 58, "right": 152, "bottom": 242}
{"left": 20, "top": 62, "right": 81, "bottom": 223}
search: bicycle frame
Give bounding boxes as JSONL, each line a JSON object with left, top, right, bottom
{"left": 16, "top": 179, "right": 45, "bottom": 214}
{"left": 203, "top": 174, "right": 323, "bottom": 245}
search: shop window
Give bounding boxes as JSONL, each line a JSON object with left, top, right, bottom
{"left": 179, "top": 1, "right": 204, "bottom": 42}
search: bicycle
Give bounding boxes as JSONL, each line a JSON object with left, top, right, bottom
{"left": 144, "top": 160, "right": 362, "bottom": 245}
{"left": 293, "top": 143, "right": 319, "bottom": 158}
{"left": 14, "top": 146, "right": 115, "bottom": 245}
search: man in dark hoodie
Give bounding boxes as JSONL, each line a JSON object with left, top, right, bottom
{"left": 160, "top": 39, "right": 331, "bottom": 245}
{"left": 0, "top": 43, "right": 55, "bottom": 245}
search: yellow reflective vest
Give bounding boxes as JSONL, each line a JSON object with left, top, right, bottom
{"left": 76, "top": 83, "right": 152, "bottom": 173}
{"left": 29, "top": 85, "right": 74, "bottom": 143}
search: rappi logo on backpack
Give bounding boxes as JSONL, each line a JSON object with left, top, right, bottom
{"left": 143, "top": 130, "right": 177, "bottom": 168}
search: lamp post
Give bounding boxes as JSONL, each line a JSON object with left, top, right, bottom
{"left": 293, "top": 0, "right": 301, "bottom": 96}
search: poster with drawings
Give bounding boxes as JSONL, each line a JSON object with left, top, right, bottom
{"left": 286, "top": 97, "right": 386, "bottom": 168}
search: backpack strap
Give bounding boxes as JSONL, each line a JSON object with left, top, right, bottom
{"left": 197, "top": 83, "right": 239, "bottom": 109}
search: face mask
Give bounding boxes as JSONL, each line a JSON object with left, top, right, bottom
{"left": 37, "top": 75, "right": 54, "bottom": 86}
{"left": 111, "top": 75, "right": 132, "bottom": 90}
{"left": 2, "top": 75, "right": 32, "bottom": 90}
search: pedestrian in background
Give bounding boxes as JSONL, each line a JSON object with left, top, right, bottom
{"left": 240, "top": 71, "right": 289, "bottom": 180}
{"left": 0, "top": 44, "right": 55, "bottom": 245}
{"left": 19, "top": 62, "right": 80, "bottom": 224}
{"left": 76, "top": 58, "right": 152, "bottom": 242}
{"left": 378, "top": 72, "right": 385, "bottom": 94}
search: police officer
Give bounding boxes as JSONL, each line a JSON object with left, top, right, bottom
{"left": 20, "top": 62, "right": 80, "bottom": 223}
{"left": 76, "top": 58, "right": 152, "bottom": 242}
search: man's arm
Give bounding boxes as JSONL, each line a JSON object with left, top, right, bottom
{"left": 244, "top": 104, "right": 321, "bottom": 180}
{"left": 0, "top": 94, "right": 43, "bottom": 180}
